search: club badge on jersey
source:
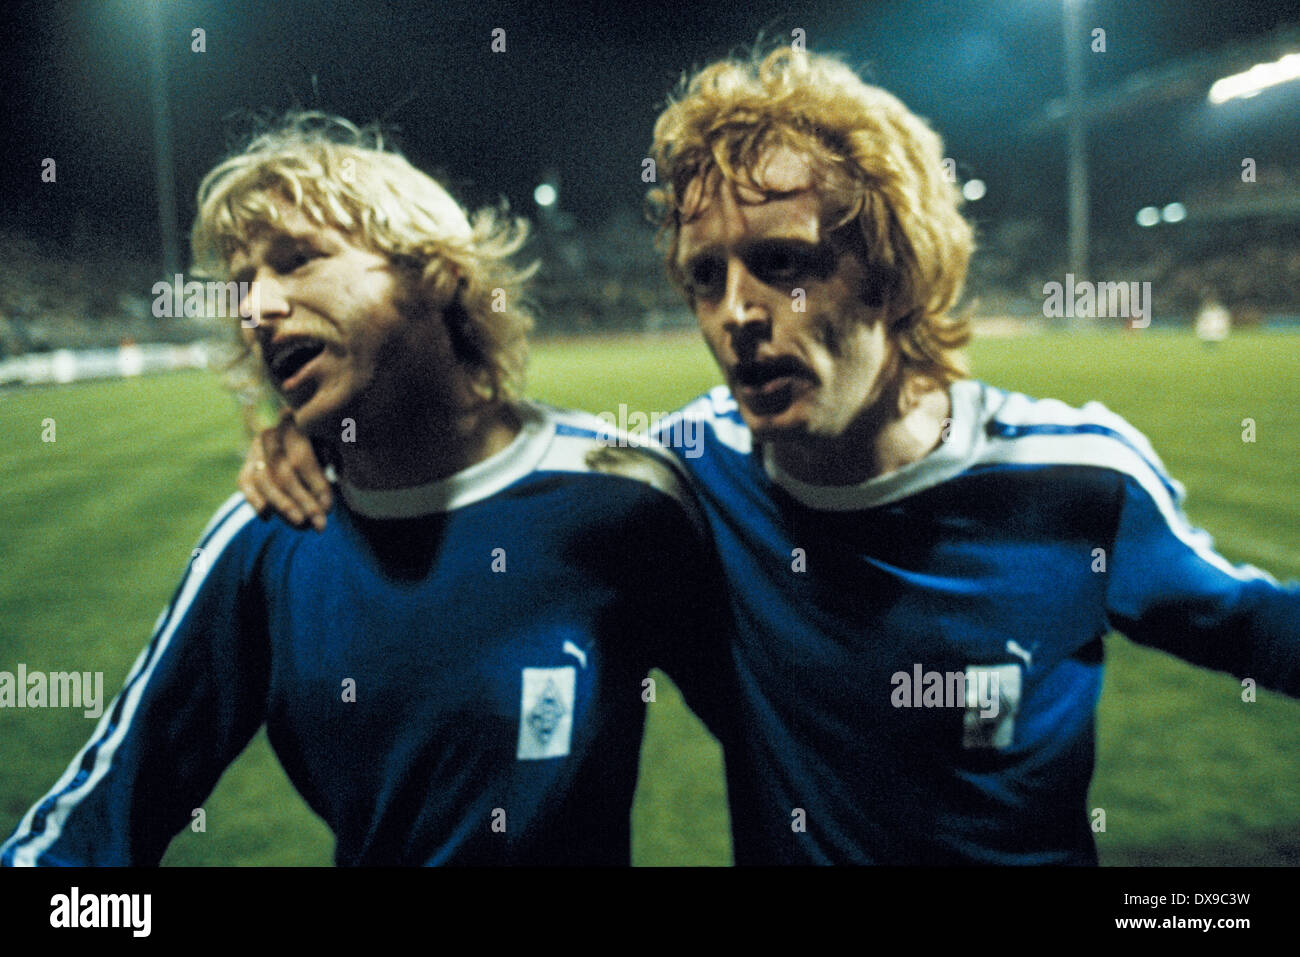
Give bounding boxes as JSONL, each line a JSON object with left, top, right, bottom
{"left": 961, "top": 663, "right": 1022, "bottom": 750}
{"left": 517, "top": 667, "right": 576, "bottom": 760}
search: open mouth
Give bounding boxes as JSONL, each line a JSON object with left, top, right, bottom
{"left": 734, "top": 356, "right": 811, "bottom": 389}
{"left": 732, "top": 357, "right": 815, "bottom": 416}
{"left": 265, "top": 337, "right": 328, "bottom": 390}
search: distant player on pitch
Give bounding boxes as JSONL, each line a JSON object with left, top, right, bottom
{"left": 1194, "top": 290, "right": 1232, "bottom": 345}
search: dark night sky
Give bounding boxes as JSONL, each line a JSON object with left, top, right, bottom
{"left": 1, "top": 0, "right": 1297, "bottom": 262}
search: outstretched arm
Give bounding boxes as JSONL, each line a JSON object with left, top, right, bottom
{"left": 1106, "top": 471, "right": 1300, "bottom": 697}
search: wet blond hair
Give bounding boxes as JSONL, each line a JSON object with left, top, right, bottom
{"left": 650, "top": 47, "right": 974, "bottom": 384}
{"left": 191, "top": 112, "right": 535, "bottom": 402}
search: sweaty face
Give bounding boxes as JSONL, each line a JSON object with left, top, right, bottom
{"left": 675, "top": 148, "right": 896, "bottom": 444}
{"left": 230, "top": 200, "right": 463, "bottom": 438}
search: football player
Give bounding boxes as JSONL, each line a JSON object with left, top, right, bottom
{"left": 2, "top": 114, "right": 728, "bottom": 866}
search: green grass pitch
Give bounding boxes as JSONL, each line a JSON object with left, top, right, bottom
{"left": 1, "top": 329, "right": 1296, "bottom": 865}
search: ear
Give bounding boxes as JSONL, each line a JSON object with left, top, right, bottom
{"left": 896, "top": 370, "right": 923, "bottom": 416}
{"left": 864, "top": 334, "right": 908, "bottom": 418}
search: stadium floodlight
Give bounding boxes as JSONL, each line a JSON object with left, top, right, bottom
{"left": 1136, "top": 206, "right": 1160, "bottom": 227}
{"left": 533, "top": 183, "right": 558, "bottom": 207}
{"left": 962, "top": 179, "right": 987, "bottom": 201}
{"left": 1208, "top": 51, "right": 1300, "bottom": 104}
{"left": 1161, "top": 202, "right": 1187, "bottom": 224}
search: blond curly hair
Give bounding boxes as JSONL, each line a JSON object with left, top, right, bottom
{"left": 649, "top": 47, "right": 974, "bottom": 384}
{"left": 191, "top": 112, "right": 535, "bottom": 402}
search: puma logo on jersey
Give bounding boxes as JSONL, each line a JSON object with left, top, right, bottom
{"left": 1006, "top": 640, "right": 1033, "bottom": 667}
{"left": 562, "top": 640, "right": 588, "bottom": 669}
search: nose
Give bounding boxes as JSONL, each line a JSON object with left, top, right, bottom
{"left": 238, "top": 273, "right": 289, "bottom": 331}
{"left": 719, "top": 258, "right": 771, "bottom": 349}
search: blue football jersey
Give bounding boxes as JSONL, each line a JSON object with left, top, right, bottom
{"left": 653, "top": 380, "right": 1300, "bottom": 864}
{"left": 3, "top": 402, "right": 726, "bottom": 866}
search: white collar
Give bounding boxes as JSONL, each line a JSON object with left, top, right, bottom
{"left": 762, "top": 379, "right": 987, "bottom": 511}
{"left": 337, "top": 402, "right": 553, "bottom": 518}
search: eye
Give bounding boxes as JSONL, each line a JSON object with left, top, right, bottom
{"left": 273, "top": 243, "right": 323, "bottom": 274}
{"left": 686, "top": 256, "right": 724, "bottom": 297}
{"left": 287, "top": 247, "right": 319, "bottom": 271}
{"left": 747, "top": 242, "right": 828, "bottom": 284}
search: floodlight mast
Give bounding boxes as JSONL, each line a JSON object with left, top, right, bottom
{"left": 1063, "top": 0, "right": 1089, "bottom": 286}
{"left": 147, "top": 2, "right": 181, "bottom": 280}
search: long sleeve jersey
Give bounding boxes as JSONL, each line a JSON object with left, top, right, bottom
{"left": 3, "top": 402, "right": 727, "bottom": 866}
{"left": 653, "top": 379, "right": 1299, "bottom": 864}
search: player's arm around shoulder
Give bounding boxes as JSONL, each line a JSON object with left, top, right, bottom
{"left": 581, "top": 442, "right": 737, "bottom": 738}
{"left": 239, "top": 410, "right": 334, "bottom": 530}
